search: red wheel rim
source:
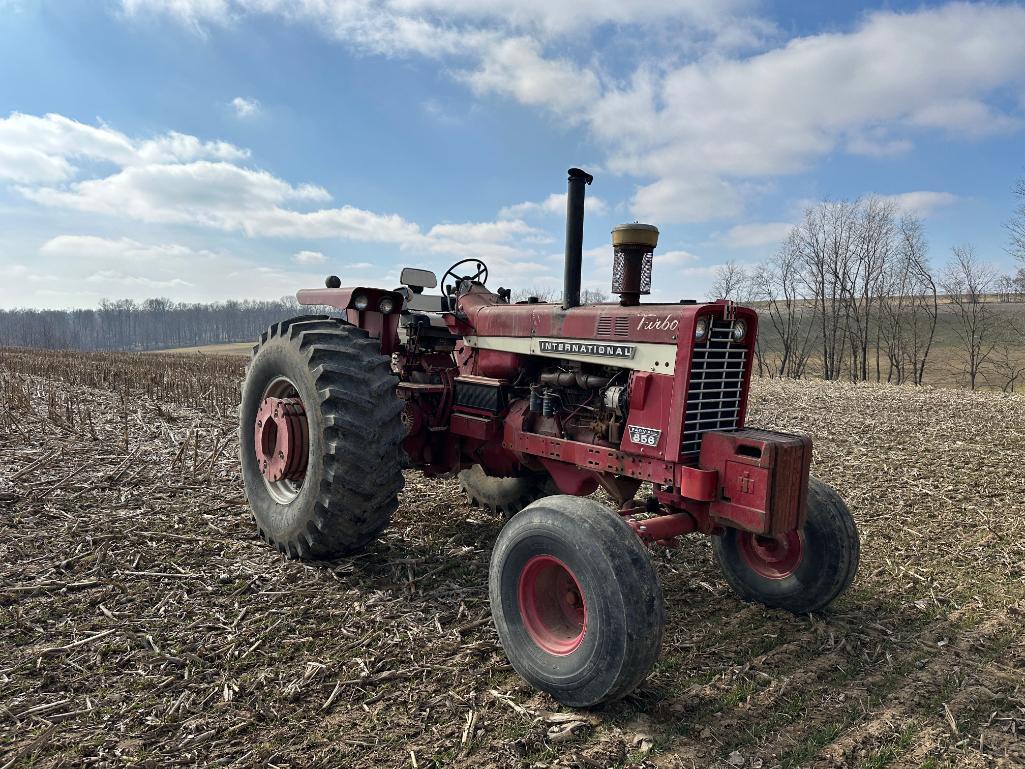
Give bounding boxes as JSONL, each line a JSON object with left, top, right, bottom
{"left": 254, "top": 377, "right": 309, "bottom": 503}
{"left": 738, "top": 530, "right": 804, "bottom": 579}
{"left": 517, "top": 555, "right": 587, "bottom": 655}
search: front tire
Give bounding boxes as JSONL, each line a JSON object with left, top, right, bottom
{"left": 489, "top": 496, "right": 665, "bottom": 707}
{"left": 239, "top": 315, "right": 405, "bottom": 559}
{"left": 713, "top": 476, "right": 860, "bottom": 613}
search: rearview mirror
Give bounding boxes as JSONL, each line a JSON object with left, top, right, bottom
{"left": 400, "top": 267, "right": 438, "bottom": 289}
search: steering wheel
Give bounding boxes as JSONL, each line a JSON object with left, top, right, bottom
{"left": 441, "top": 258, "right": 489, "bottom": 300}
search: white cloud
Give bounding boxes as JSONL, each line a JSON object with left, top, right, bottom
{"left": 0, "top": 112, "right": 248, "bottom": 185}
{"left": 876, "top": 191, "right": 959, "bottom": 218}
{"left": 845, "top": 129, "right": 913, "bottom": 158}
{"left": 26, "top": 235, "right": 339, "bottom": 307}
{"left": 602, "top": 4, "right": 1025, "bottom": 221}
{"left": 293, "top": 250, "right": 326, "bottom": 264}
{"left": 116, "top": 3, "right": 1025, "bottom": 227}
{"left": 659, "top": 249, "right": 700, "bottom": 266}
{"left": 122, "top": 0, "right": 757, "bottom": 44}
{"left": 18, "top": 160, "right": 432, "bottom": 245}
{"left": 40, "top": 234, "right": 200, "bottom": 261}
{"left": 715, "top": 222, "right": 793, "bottom": 248}
{"left": 0, "top": 144, "right": 72, "bottom": 184}
{"left": 630, "top": 175, "right": 745, "bottom": 224}
{"left": 499, "top": 192, "right": 607, "bottom": 219}
{"left": 230, "top": 96, "right": 260, "bottom": 117}
{"left": 460, "top": 37, "right": 600, "bottom": 118}
{"left": 4, "top": 111, "right": 562, "bottom": 280}
{"left": 421, "top": 99, "right": 460, "bottom": 125}
{"left": 85, "top": 269, "right": 194, "bottom": 289}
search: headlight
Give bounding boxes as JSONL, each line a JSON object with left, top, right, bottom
{"left": 353, "top": 293, "right": 369, "bottom": 311}
{"left": 694, "top": 317, "right": 708, "bottom": 342}
{"left": 378, "top": 296, "right": 396, "bottom": 314}
{"left": 732, "top": 319, "right": 747, "bottom": 342}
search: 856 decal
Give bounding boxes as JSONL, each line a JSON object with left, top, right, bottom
{"left": 628, "top": 425, "right": 662, "bottom": 447}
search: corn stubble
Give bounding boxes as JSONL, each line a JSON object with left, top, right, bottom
{"left": 0, "top": 347, "right": 1022, "bottom": 768}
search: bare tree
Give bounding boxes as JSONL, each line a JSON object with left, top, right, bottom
{"left": 1007, "top": 172, "right": 1025, "bottom": 267}
{"left": 513, "top": 287, "right": 611, "bottom": 304}
{"left": 847, "top": 196, "right": 896, "bottom": 382}
{"left": 512, "top": 287, "right": 560, "bottom": 303}
{"left": 708, "top": 261, "right": 751, "bottom": 301}
{"left": 753, "top": 235, "right": 818, "bottom": 379}
{"left": 941, "top": 246, "right": 1001, "bottom": 390}
{"left": 996, "top": 274, "right": 1018, "bottom": 303}
{"left": 794, "top": 199, "right": 860, "bottom": 380}
{"left": 0, "top": 298, "right": 307, "bottom": 352}
{"left": 984, "top": 327, "right": 1025, "bottom": 393}
{"left": 877, "top": 214, "right": 938, "bottom": 385}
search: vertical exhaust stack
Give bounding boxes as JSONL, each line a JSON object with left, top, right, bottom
{"left": 563, "top": 168, "right": 593, "bottom": 309}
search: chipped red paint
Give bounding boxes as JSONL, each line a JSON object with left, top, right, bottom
{"left": 297, "top": 286, "right": 404, "bottom": 354}
{"left": 698, "top": 429, "right": 812, "bottom": 535}
{"left": 293, "top": 273, "right": 813, "bottom": 546}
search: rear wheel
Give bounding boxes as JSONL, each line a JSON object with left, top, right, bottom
{"left": 459, "top": 465, "right": 558, "bottom": 517}
{"left": 489, "top": 496, "right": 665, "bottom": 707}
{"left": 239, "top": 315, "right": 405, "bottom": 559}
{"left": 713, "top": 476, "right": 859, "bottom": 613}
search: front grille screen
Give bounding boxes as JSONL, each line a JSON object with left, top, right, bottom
{"left": 681, "top": 317, "right": 747, "bottom": 455}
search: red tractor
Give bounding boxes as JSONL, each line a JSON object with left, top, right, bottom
{"left": 240, "top": 169, "right": 860, "bottom": 707}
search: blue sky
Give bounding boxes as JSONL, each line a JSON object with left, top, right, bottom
{"left": 1, "top": 0, "right": 1023, "bottom": 308}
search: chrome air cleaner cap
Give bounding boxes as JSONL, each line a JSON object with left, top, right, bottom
{"left": 611, "top": 223, "right": 659, "bottom": 248}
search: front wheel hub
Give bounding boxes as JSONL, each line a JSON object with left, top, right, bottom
{"left": 738, "top": 529, "right": 805, "bottom": 579}
{"left": 255, "top": 396, "right": 308, "bottom": 484}
{"left": 517, "top": 555, "right": 587, "bottom": 655}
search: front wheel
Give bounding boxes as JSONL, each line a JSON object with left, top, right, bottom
{"left": 713, "top": 476, "right": 860, "bottom": 613}
{"left": 489, "top": 496, "right": 665, "bottom": 707}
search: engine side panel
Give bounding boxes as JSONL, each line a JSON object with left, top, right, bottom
{"left": 462, "top": 334, "right": 678, "bottom": 374}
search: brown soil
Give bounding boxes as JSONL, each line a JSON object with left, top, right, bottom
{"left": 1, "top": 350, "right": 1023, "bottom": 768}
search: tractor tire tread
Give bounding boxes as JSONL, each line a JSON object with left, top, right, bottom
{"left": 458, "top": 465, "right": 559, "bottom": 518}
{"left": 241, "top": 316, "right": 405, "bottom": 559}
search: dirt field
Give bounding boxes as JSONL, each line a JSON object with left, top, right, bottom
{"left": 1, "top": 348, "right": 1023, "bottom": 768}
{"left": 145, "top": 342, "right": 255, "bottom": 357}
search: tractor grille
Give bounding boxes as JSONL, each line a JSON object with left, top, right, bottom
{"left": 596, "top": 316, "right": 631, "bottom": 337}
{"left": 681, "top": 317, "right": 747, "bottom": 455}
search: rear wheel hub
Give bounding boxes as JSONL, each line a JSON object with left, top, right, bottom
{"left": 254, "top": 391, "right": 308, "bottom": 495}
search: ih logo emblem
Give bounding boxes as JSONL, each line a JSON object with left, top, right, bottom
{"left": 739, "top": 472, "right": 755, "bottom": 494}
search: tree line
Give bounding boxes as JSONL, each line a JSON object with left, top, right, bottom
{"left": 711, "top": 177, "right": 1025, "bottom": 391}
{"left": 0, "top": 297, "right": 306, "bottom": 352}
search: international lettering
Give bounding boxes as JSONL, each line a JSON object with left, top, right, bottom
{"left": 538, "top": 340, "right": 636, "bottom": 359}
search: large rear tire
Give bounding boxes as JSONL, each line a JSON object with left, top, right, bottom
{"left": 713, "top": 476, "right": 859, "bottom": 613}
{"left": 489, "top": 496, "right": 665, "bottom": 707}
{"left": 459, "top": 465, "right": 558, "bottom": 517}
{"left": 239, "top": 315, "right": 405, "bottom": 559}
